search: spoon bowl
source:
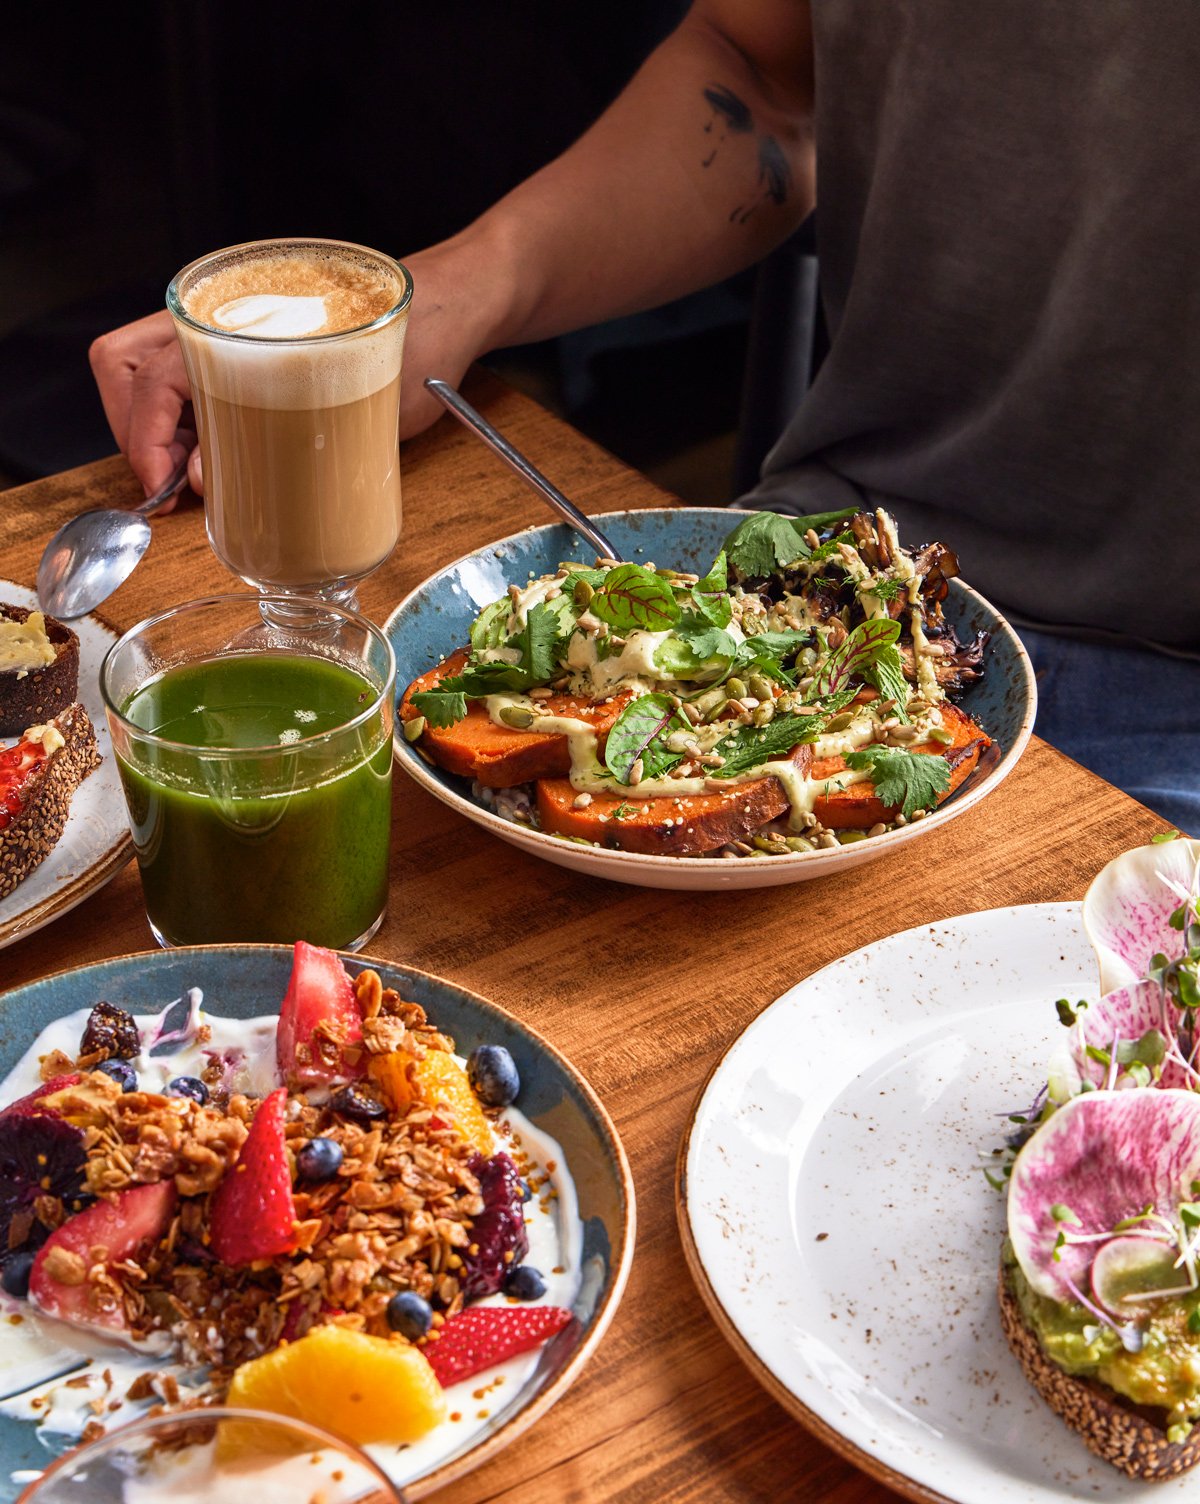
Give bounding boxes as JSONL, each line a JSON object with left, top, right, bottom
{"left": 36, "top": 459, "right": 189, "bottom": 619}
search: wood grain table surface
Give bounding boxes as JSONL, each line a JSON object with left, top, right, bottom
{"left": 0, "top": 369, "right": 1171, "bottom": 1503}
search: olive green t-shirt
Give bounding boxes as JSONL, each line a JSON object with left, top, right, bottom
{"left": 748, "top": 0, "right": 1200, "bottom": 653}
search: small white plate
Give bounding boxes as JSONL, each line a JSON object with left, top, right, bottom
{"left": 0, "top": 583, "right": 131, "bottom": 948}
{"left": 677, "top": 902, "right": 1188, "bottom": 1502}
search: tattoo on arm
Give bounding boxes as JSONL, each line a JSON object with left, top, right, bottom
{"left": 700, "top": 82, "right": 793, "bottom": 223}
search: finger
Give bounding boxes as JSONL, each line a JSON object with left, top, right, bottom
{"left": 88, "top": 311, "right": 178, "bottom": 455}
{"left": 126, "top": 342, "right": 194, "bottom": 497}
{"left": 187, "top": 445, "right": 204, "bottom": 497}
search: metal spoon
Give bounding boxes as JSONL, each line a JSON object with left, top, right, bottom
{"left": 36, "top": 457, "right": 190, "bottom": 619}
{"left": 424, "top": 378, "right": 625, "bottom": 562}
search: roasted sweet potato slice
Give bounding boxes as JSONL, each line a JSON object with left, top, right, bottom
{"left": 400, "top": 649, "right": 632, "bottom": 789}
{"left": 812, "top": 702, "right": 990, "bottom": 829}
{"left": 537, "top": 743, "right": 813, "bottom": 856}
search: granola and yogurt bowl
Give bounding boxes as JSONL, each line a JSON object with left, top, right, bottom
{"left": 0, "top": 946, "right": 630, "bottom": 1498}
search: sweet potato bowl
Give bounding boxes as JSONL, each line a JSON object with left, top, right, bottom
{"left": 385, "top": 508, "right": 1036, "bottom": 891}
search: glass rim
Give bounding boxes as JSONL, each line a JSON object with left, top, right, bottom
{"left": 99, "top": 592, "right": 397, "bottom": 760}
{"left": 165, "top": 236, "right": 413, "bottom": 345}
{"left": 16, "top": 1403, "right": 403, "bottom": 1501}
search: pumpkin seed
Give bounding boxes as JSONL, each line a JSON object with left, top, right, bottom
{"left": 725, "top": 677, "right": 747, "bottom": 699}
{"left": 572, "top": 578, "right": 594, "bottom": 607}
{"left": 752, "top": 702, "right": 775, "bottom": 726}
{"left": 748, "top": 673, "right": 773, "bottom": 701}
{"left": 836, "top": 829, "right": 868, "bottom": 845}
{"left": 403, "top": 716, "right": 426, "bottom": 743}
{"left": 498, "top": 704, "right": 536, "bottom": 730}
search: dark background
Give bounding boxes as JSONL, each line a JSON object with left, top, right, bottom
{"left": 0, "top": 2, "right": 773, "bottom": 502}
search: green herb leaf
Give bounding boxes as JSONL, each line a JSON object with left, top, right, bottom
{"left": 590, "top": 563, "right": 681, "bottom": 634}
{"left": 861, "top": 576, "right": 910, "bottom": 605}
{"left": 860, "top": 642, "right": 910, "bottom": 721}
{"left": 811, "top": 618, "right": 903, "bottom": 698}
{"left": 842, "top": 743, "right": 951, "bottom": 818}
{"left": 603, "top": 692, "right": 689, "bottom": 785}
{"left": 1152, "top": 830, "right": 1181, "bottom": 844}
{"left": 409, "top": 688, "right": 468, "bottom": 728}
{"left": 723, "top": 513, "right": 809, "bottom": 577}
{"left": 610, "top": 803, "right": 638, "bottom": 821}
{"left": 709, "top": 713, "right": 825, "bottom": 778}
{"left": 1055, "top": 997, "right": 1089, "bottom": 1027}
{"left": 806, "top": 530, "right": 856, "bottom": 564}
{"left": 1051, "top": 1204, "right": 1081, "bottom": 1225}
{"left": 731, "top": 629, "right": 812, "bottom": 685}
{"left": 517, "top": 601, "right": 562, "bottom": 683}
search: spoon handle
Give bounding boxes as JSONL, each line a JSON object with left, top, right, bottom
{"left": 424, "top": 378, "right": 625, "bottom": 563}
{"left": 134, "top": 456, "right": 191, "bottom": 516}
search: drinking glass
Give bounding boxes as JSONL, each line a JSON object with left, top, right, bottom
{"left": 16, "top": 1406, "right": 405, "bottom": 1502}
{"left": 167, "top": 238, "right": 412, "bottom": 616}
{"left": 100, "top": 594, "right": 395, "bottom": 949}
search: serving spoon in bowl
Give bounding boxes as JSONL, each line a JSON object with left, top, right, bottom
{"left": 36, "top": 457, "right": 190, "bottom": 619}
{"left": 424, "top": 378, "right": 626, "bottom": 563}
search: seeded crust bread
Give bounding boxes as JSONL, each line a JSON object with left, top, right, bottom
{"left": 998, "top": 1258, "right": 1200, "bottom": 1480}
{"left": 0, "top": 703, "right": 101, "bottom": 900}
{"left": 0, "top": 605, "right": 80, "bottom": 737}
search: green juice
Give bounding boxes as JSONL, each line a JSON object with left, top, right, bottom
{"left": 117, "top": 653, "right": 391, "bottom": 946}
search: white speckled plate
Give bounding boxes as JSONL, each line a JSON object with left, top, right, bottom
{"left": 676, "top": 903, "right": 1194, "bottom": 1502}
{"left": 0, "top": 582, "right": 131, "bottom": 949}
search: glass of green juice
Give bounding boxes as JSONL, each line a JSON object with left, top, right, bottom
{"left": 100, "top": 594, "right": 395, "bottom": 949}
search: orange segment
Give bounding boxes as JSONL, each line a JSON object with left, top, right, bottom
{"left": 369, "top": 1048, "right": 494, "bottom": 1157}
{"left": 223, "top": 1326, "right": 446, "bottom": 1448}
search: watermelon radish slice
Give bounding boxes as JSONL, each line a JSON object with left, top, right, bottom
{"left": 1091, "top": 1234, "right": 1190, "bottom": 1317}
{"left": 1009, "top": 1089, "right": 1200, "bottom": 1303}
{"left": 1052, "top": 979, "right": 1187, "bottom": 1097}
{"left": 1082, "top": 838, "right": 1200, "bottom": 994}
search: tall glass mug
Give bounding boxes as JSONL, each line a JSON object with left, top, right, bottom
{"left": 167, "top": 238, "right": 412, "bottom": 612}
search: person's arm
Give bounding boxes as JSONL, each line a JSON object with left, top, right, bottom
{"left": 89, "top": 0, "right": 815, "bottom": 493}
{"left": 403, "top": 0, "right": 815, "bottom": 432}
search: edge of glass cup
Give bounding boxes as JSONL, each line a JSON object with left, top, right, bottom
{"left": 99, "top": 593, "right": 398, "bottom": 760}
{"left": 165, "top": 236, "right": 413, "bottom": 343}
{"left": 16, "top": 1404, "right": 403, "bottom": 1502}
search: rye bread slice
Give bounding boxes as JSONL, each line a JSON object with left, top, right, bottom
{"left": 998, "top": 1256, "right": 1200, "bottom": 1479}
{"left": 0, "top": 605, "right": 80, "bottom": 737}
{"left": 0, "top": 703, "right": 101, "bottom": 900}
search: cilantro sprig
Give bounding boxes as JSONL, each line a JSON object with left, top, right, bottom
{"left": 842, "top": 744, "right": 950, "bottom": 818}
{"left": 723, "top": 508, "right": 858, "bottom": 579}
{"left": 411, "top": 601, "right": 565, "bottom": 728}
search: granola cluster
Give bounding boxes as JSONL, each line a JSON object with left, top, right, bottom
{"left": 29, "top": 976, "right": 512, "bottom": 1390}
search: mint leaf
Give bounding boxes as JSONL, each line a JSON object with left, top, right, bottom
{"left": 469, "top": 597, "right": 511, "bottom": 652}
{"left": 590, "top": 563, "right": 681, "bottom": 633}
{"left": 843, "top": 744, "right": 951, "bottom": 818}
{"left": 603, "top": 692, "right": 689, "bottom": 785}
{"left": 709, "top": 713, "right": 826, "bottom": 777}
{"left": 811, "top": 618, "right": 902, "bottom": 697}
{"left": 410, "top": 688, "right": 468, "bottom": 728}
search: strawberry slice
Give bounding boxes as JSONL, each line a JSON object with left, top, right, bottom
{"left": 423, "top": 1305, "right": 573, "bottom": 1387}
{"left": 276, "top": 942, "right": 364, "bottom": 1086}
{"left": 0, "top": 1074, "right": 82, "bottom": 1122}
{"left": 208, "top": 1087, "right": 297, "bottom": 1265}
{"left": 0, "top": 737, "right": 47, "bottom": 832}
{"left": 31, "top": 1181, "right": 177, "bottom": 1329}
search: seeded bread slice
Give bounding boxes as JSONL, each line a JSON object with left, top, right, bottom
{"left": 0, "top": 703, "right": 101, "bottom": 900}
{"left": 0, "top": 605, "right": 80, "bottom": 737}
{"left": 998, "top": 1257, "right": 1200, "bottom": 1479}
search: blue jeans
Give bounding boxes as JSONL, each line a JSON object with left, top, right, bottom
{"left": 1018, "top": 628, "right": 1199, "bottom": 835}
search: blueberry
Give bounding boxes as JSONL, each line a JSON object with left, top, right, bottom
{"left": 296, "top": 1137, "right": 344, "bottom": 1183}
{"left": 467, "top": 1045, "right": 520, "bottom": 1108}
{"left": 94, "top": 1058, "right": 138, "bottom": 1093}
{"left": 329, "top": 1084, "right": 387, "bottom": 1123}
{"left": 1, "top": 1251, "right": 35, "bottom": 1299}
{"left": 386, "top": 1290, "right": 433, "bottom": 1340}
{"left": 166, "top": 1075, "right": 209, "bottom": 1106}
{"left": 503, "top": 1264, "right": 547, "bottom": 1301}
{"left": 518, "top": 1179, "right": 533, "bottom": 1203}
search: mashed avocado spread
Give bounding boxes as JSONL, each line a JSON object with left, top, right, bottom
{"left": 1006, "top": 1245, "right": 1200, "bottom": 1442}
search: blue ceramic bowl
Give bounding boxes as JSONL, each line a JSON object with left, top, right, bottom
{"left": 0, "top": 947, "right": 634, "bottom": 1501}
{"left": 385, "top": 508, "right": 1037, "bottom": 890}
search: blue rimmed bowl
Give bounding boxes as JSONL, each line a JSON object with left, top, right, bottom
{"left": 0, "top": 947, "right": 635, "bottom": 1501}
{"left": 384, "top": 508, "right": 1036, "bottom": 890}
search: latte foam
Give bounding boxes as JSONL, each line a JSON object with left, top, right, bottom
{"left": 182, "top": 248, "right": 402, "bottom": 338}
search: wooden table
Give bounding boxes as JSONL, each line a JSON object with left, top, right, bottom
{"left": 0, "top": 370, "right": 1170, "bottom": 1503}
